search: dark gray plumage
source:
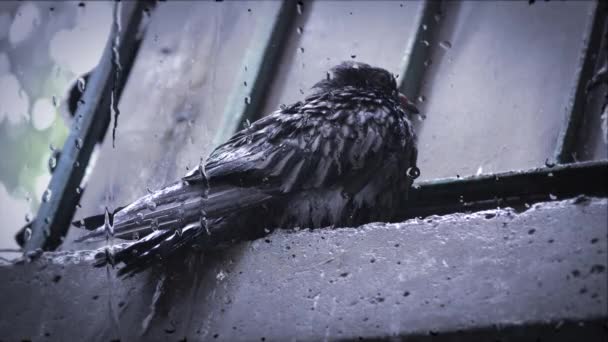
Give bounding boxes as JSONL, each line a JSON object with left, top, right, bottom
{"left": 75, "top": 62, "right": 420, "bottom": 276}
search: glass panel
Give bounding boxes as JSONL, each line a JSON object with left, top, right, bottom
{"left": 0, "top": 1, "right": 111, "bottom": 257}
{"left": 576, "top": 19, "right": 608, "bottom": 162}
{"left": 262, "top": 0, "right": 422, "bottom": 114}
{"left": 415, "top": 1, "right": 595, "bottom": 180}
{"left": 65, "top": 1, "right": 279, "bottom": 247}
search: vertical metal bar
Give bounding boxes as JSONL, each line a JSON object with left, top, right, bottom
{"left": 24, "top": 2, "right": 150, "bottom": 252}
{"left": 213, "top": 0, "right": 297, "bottom": 146}
{"left": 397, "top": 0, "right": 442, "bottom": 102}
{"left": 553, "top": 1, "right": 605, "bottom": 164}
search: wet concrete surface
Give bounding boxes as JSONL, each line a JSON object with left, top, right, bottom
{"left": 0, "top": 197, "right": 606, "bottom": 341}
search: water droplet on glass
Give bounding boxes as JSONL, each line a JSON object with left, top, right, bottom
{"left": 48, "top": 156, "right": 57, "bottom": 170}
{"left": 424, "top": 59, "right": 432, "bottom": 67}
{"left": 42, "top": 189, "right": 52, "bottom": 202}
{"left": 422, "top": 24, "right": 428, "bottom": 31}
{"left": 151, "top": 218, "right": 159, "bottom": 231}
{"left": 476, "top": 166, "right": 483, "bottom": 176}
{"left": 52, "top": 95, "right": 58, "bottom": 107}
{"left": 244, "top": 96, "right": 251, "bottom": 105}
{"left": 75, "top": 138, "right": 83, "bottom": 149}
{"left": 351, "top": 55, "right": 357, "bottom": 59}
{"left": 434, "top": 13, "right": 442, "bottom": 22}
{"left": 326, "top": 71, "right": 332, "bottom": 80}
{"left": 243, "top": 81, "right": 248, "bottom": 87}
{"left": 549, "top": 194, "right": 557, "bottom": 200}
{"left": 545, "top": 158, "right": 556, "bottom": 168}
{"left": 244, "top": 119, "right": 251, "bottom": 129}
{"left": 146, "top": 200, "right": 157, "bottom": 211}
{"left": 216, "top": 270, "right": 227, "bottom": 281}
{"left": 77, "top": 77, "right": 86, "bottom": 92}
{"left": 299, "top": 47, "right": 305, "bottom": 53}
{"left": 296, "top": 1, "right": 304, "bottom": 15}
{"left": 421, "top": 40, "right": 430, "bottom": 47}
{"left": 135, "top": 212, "right": 144, "bottom": 225}
{"left": 73, "top": 161, "right": 80, "bottom": 168}
{"left": 24, "top": 227, "right": 32, "bottom": 241}
{"left": 406, "top": 166, "right": 420, "bottom": 179}
{"left": 297, "top": 27, "right": 303, "bottom": 34}
{"left": 75, "top": 186, "right": 81, "bottom": 194}
{"left": 439, "top": 41, "right": 452, "bottom": 50}
{"left": 417, "top": 95, "right": 426, "bottom": 103}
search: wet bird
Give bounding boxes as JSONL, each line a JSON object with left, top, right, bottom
{"left": 74, "top": 62, "right": 421, "bottom": 277}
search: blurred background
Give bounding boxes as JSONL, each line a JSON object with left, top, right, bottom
{"left": 0, "top": 0, "right": 605, "bottom": 255}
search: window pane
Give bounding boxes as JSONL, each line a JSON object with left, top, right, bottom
{"left": 0, "top": 1, "right": 111, "bottom": 254}
{"left": 415, "top": 1, "right": 595, "bottom": 180}
{"left": 262, "top": 0, "right": 422, "bottom": 115}
{"left": 576, "top": 19, "right": 608, "bottom": 162}
{"left": 66, "top": 1, "right": 279, "bottom": 247}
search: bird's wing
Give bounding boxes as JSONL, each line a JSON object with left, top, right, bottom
{"left": 199, "top": 95, "right": 413, "bottom": 196}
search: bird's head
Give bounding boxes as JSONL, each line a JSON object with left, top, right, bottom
{"left": 312, "top": 61, "right": 419, "bottom": 114}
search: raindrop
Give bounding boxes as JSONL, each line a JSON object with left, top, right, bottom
{"left": 48, "top": 156, "right": 57, "bottom": 170}
{"left": 75, "top": 186, "right": 81, "bottom": 194}
{"left": 439, "top": 41, "right": 452, "bottom": 50}
{"left": 549, "top": 194, "right": 557, "bottom": 200}
{"left": 434, "top": 13, "right": 442, "bottom": 22}
{"left": 104, "top": 207, "right": 114, "bottom": 237}
{"left": 49, "top": 143, "right": 55, "bottom": 151}
{"left": 421, "top": 40, "right": 430, "bottom": 47}
{"left": 422, "top": 24, "right": 428, "bottom": 31}
{"left": 151, "top": 219, "right": 159, "bottom": 231}
{"left": 52, "top": 95, "right": 58, "bottom": 107}
{"left": 326, "top": 71, "right": 332, "bottom": 80}
{"left": 244, "top": 96, "right": 251, "bottom": 105}
{"left": 424, "top": 59, "right": 432, "bottom": 67}
{"left": 25, "top": 213, "right": 31, "bottom": 223}
{"left": 24, "top": 227, "right": 32, "bottom": 241}
{"left": 42, "top": 189, "right": 52, "bottom": 202}
{"left": 146, "top": 200, "right": 157, "bottom": 211}
{"left": 77, "top": 77, "right": 86, "bottom": 92}
{"left": 244, "top": 119, "right": 251, "bottom": 129}
{"left": 417, "top": 95, "right": 426, "bottom": 103}
{"left": 545, "top": 158, "right": 556, "bottom": 168}
{"left": 75, "top": 138, "right": 83, "bottom": 149}
{"left": 296, "top": 1, "right": 304, "bottom": 15}
{"left": 350, "top": 55, "right": 357, "bottom": 59}
{"left": 299, "top": 47, "right": 305, "bottom": 53}
{"left": 406, "top": 166, "right": 420, "bottom": 179}
{"left": 135, "top": 212, "right": 144, "bottom": 225}
{"left": 73, "top": 161, "right": 80, "bottom": 168}
{"left": 476, "top": 166, "right": 483, "bottom": 176}
{"left": 132, "top": 232, "right": 140, "bottom": 240}
{"left": 297, "top": 27, "right": 303, "bottom": 34}
{"left": 243, "top": 81, "right": 248, "bottom": 87}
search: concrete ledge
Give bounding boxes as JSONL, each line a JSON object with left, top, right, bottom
{"left": 1, "top": 197, "right": 607, "bottom": 341}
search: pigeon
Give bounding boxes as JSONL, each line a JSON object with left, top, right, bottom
{"left": 74, "top": 61, "right": 421, "bottom": 277}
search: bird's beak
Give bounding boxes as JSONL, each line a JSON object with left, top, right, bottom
{"left": 399, "top": 93, "right": 419, "bottom": 114}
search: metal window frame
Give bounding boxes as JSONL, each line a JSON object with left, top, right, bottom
{"left": 23, "top": 0, "right": 608, "bottom": 252}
